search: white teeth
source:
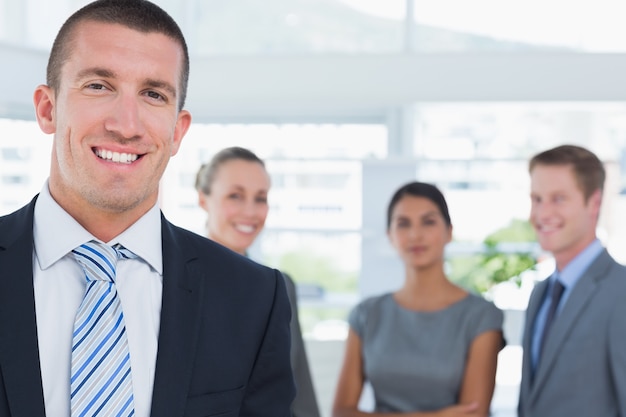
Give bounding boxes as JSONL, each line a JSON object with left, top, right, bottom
{"left": 235, "top": 224, "right": 255, "bottom": 234}
{"left": 95, "top": 149, "right": 139, "bottom": 164}
{"left": 539, "top": 225, "right": 558, "bottom": 233}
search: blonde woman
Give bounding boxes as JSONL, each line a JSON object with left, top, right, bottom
{"left": 196, "top": 146, "right": 321, "bottom": 417}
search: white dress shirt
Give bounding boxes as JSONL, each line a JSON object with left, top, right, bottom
{"left": 33, "top": 183, "right": 163, "bottom": 417}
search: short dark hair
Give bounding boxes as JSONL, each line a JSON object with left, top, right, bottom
{"left": 195, "top": 147, "right": 266, "bottom": 195}
{"left": 387, "top": 181, "right": 452, "bottom": 230}
{"left": 47, "top": 0, "right": 189, "bottom": 110}
{"left": 529, "top": 144, "right": 605, "bottom": 201}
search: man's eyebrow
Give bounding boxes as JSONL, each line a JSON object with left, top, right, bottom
{"left": 145, "top": 79, "right": 177, "bottom": 100}
{"left": 76, "top": 67, "right": 115, "bottom": 81}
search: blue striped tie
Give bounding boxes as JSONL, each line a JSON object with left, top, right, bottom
{"left": 71, "top": 241, "right": 135, "bottom": 417}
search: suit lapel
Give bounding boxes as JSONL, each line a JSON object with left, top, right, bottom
{"left": 150, "top": 217, "right": 205, "bottom": 417}
{"left": 0, "top": 198, "right": 47, "bottom": 416}
{"left": 530, "top": 250, "right": 611, "bottom": 399}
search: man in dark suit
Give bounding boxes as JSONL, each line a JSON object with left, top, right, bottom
{"left": 0, "top": 1, "right": 295, "bottom": 416}
{"left": 518, "top": 144, "right": 626, "bottom": 417}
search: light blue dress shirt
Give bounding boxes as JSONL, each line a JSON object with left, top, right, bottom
{"left": 530, "top": 239, "right": 604, "bottom": 370}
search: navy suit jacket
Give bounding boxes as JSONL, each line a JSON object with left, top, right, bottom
{"left": 0, "top": 197, "right": 295, "bottom": 417}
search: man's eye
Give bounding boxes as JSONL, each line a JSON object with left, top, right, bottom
{"left": 146, "top": 91, "right": 165, "bottom": 101}
{"left": 86, "top": 83, "right": 107, "bottom": 90}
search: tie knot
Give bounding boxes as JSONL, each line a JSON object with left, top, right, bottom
{"left": 113, "top": 244, "right": 138, "bottom": 261}
{"left": 551, "top": 278, "right": 565, "bottom": 301}
{"left": 72, "top": 241, "right": 136, "bottom": 283}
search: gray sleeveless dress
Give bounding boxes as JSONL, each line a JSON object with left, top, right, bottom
{"left": 348, "top": 292, "right": 503, "bottom": 412}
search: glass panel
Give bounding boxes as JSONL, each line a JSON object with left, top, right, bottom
{"left": 2, "top": 147, "right": 31, "bottom": 161}
{"left": 411, "top": 101, "right": 626, "bottom": 262}
{"left": 7, "top": 0, "right": 626, "bottom": 53}
{"left": 413, "top": 102, "right": 626, "bottom": 161}
{"left": 264, "top": 159, "right": 362, "bottom": 230}
{"left": 161, "top": 122, "right": 385, "bottom": 234}
{"left": 256, "top": 230, "right": 360, "bottom": 337}
{"left": 188, "top": 0, "right": 404, "bottom": 55}
{"left": 3, "top": 0, "right": 403, "bottom": 52}
{"left": 9, "top": 0, "right": 92, "bottom": 49}
{"left": 0, "top": 118, "right": 51, "bottom": 215}
{"left": 0, "top": 0, "right": 21, "bottom": 44}
{"left": 413, "top": 0, "right": 626, "bottom": 52}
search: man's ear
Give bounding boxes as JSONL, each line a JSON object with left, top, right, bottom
{"left": 33, "top": 85, "right": 56, "bottom": 134}
{"left": 589, "top": 189, "right": 603, "bottom": 217}
{"left": 198, "top": 192, "right": 209, "bottom": 212}
{"left": 170, "top": 109, "right": 192, "bottom": 156}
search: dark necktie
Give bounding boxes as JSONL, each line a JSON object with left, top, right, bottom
{"left": 71, "top": 241, "right": 136, "bottom": 417}
{"left": 539, "top": 278, "right": 566, "bottom": 360}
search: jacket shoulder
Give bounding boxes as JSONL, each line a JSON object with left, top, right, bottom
{"left": 161, "top": 216, "right": 278, "bottom": 279}
{"left": 0, "top": 196, "right": 37, "bottom": 250}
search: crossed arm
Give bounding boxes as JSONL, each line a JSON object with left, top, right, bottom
{"left": 332, "top": 328, "right": 502, "bottom": 417}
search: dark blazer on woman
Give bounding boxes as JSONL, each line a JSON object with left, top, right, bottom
{"left": 282, "top": 273, "right": 321, "bottom": 417}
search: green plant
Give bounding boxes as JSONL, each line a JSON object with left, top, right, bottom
{"left": 268, "top": 250, "right": 358, "bottom": 294}
{"left": 448, "top": 219, "right": 537, "bottom": 294}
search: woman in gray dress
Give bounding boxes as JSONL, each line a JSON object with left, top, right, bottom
{"left": 332, "top": 182, "right": 504, "bottom": 417}
{"left": 196, "top": 146, "right": 321, "bottom": 417}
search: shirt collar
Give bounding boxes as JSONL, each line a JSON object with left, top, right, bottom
{"left": 110, "top": 206, "right": 162, "bottom": 275}
{"left": 554, "top": 239, "right": 603, "bottom": 289}
{"left": 33, "top": 181, "right": 163, "bottom": 275}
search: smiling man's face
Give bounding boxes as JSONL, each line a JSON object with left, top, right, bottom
{"left": 529, "top": 163, "right": 600, "bottom": 270}
{"left": 34, "top": 20, "right": 191, "bottom": 238}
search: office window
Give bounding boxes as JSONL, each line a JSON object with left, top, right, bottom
{"left": 161, "top": 122, "right": 385, "bottom": 234}
{"left": 188, "top": 0, "right": 404, "bottom": 55}
{"left": 258, "top": 230, "right": 360, "bottom": 336}
{"left": 0, "top": 118, "right": 51, "bottom": 215}
{"left": 412, "top": 0, "right": 626, "bottom": 52}
{"left": 6, "top": 1, "right": 626, "bottom": 54}
{"left": 410, "top": 102, "right": 626, "bottom": 262}
{"left": 2, "top": 147, "right": 31, "bottom": 161}
{"left": 2, "top": 174, "right": 29, "bottom": 185}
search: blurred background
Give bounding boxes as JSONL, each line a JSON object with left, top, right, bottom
{"left": 4, "top": 1, "right": 626, "bottom": 415}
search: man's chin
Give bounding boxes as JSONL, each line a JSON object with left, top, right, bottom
{"left": 537, "top": 238, "right": 557, "bottom": 253}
